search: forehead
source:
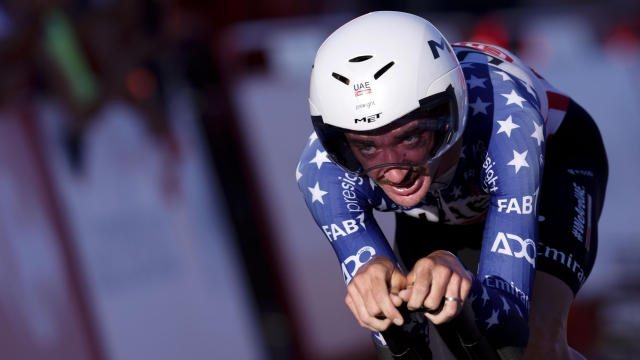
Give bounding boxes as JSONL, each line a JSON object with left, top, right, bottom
{"left": 344, "top": 118, "right": 424, "bottom": 140}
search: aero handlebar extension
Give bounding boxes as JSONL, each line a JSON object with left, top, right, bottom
{"left": 380, "top": 298, "right": 500, "bottom": 360}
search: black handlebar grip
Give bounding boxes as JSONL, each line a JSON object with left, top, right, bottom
{"left": 378, "top": 301, "right": 444, "bottom": 359}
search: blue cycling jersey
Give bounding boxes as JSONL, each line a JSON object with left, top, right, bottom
{"left": 297, "top": 43, "right": 566, "bottom": 344}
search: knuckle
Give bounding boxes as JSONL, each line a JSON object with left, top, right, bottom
{"left": 436, "top": 264, "right": 453, "bottom": 277}
{"left": 359, "top": 309, "right": 372, "bottom": 323}
{"left": 366, "top": 304, "right": 380, "bottom": 318}
{"left": 417, "top": 257, "right": 435, "bottom": 269}
{"left": 373, "top": 292, "right": 387, "bottom": 305}
{"left": 412, "top": 281, "right": 428, "bottom": 294}
{"left": 367, "top": 262, "right": 387, "bottom": 275}
{"left": 347, "top": 284, "right": 359, "bottom": 297}
{"left": 407, "top": 299, "right": 421, "bottom": 310}
{"left": 352, "top": 273, "right": 367, "bottom": 286}
{"left": 424, "top": 298, "right": 440, "bottom": 310}
{"left": 345, "top": 294, "right": 354, "bottom": 307}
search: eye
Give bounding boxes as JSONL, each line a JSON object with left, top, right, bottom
{"left": 359, "top": 144, "right": 375, "bottom": 155}
{"left": 403, "top": 134, "right": 418, "bottom": 144}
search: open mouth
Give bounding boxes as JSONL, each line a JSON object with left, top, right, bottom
{"left": 378, "top": 170, "right": 425, "bottom": 197}
{"left": 386, "top": 176, "right": 422, "bottom": 194}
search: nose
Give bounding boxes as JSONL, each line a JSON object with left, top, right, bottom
{"left": 383, "top": 167, "right": 409, "bottom": 184}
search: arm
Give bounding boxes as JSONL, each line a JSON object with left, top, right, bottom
{"left": 466, "top": 62, "right": 546, "bottom": 359}
{"left": 296, "top": 134, "right": 406, "bottom": 333}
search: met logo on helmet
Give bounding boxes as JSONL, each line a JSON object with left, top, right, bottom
{"left": 355, "top": 112, "right": 381, "bottom": 124}
{"left": 428, "top": 37, "right": 446, "bottom": 59}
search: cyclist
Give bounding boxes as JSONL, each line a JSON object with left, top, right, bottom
{"left": 296, "top": 11, "right": 607, "bottom": 360}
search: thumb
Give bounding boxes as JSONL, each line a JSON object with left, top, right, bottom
{"left": 397, "top": 269, "right": 416, "bottom": 302}
{"left": 389, "top": 268, "right": 407, "bottom": 296}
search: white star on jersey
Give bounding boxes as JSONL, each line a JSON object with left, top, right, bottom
{"left": 296, "top": 162, "right": 303, "bottom": 182}
{"left": 309, "top": 150, "right": 331, "bottom": 169}
{"left": 369, "top": 178, "right": 377, "bottom": 190}
{"left": 469, "top": 292, "right": 477, "bottom": 304}
{"left": 481, "top": 285, "right": 490, "bottom": 306}
{"left": 466, "top": 75, "right": 487, "bottom": 89}
{"left": 485, "top": 309, "right": 500, "bottom": 329}
{"left": 460, "top": 146, "right": 466, "bottom": 159}
{"left": 499, "top": 296, "right": 511, "bottom": 312}
{"left": 451, "top": 186, "right": 462, "bottom": 199}
{"left": 502, "top": 90, "right": 527, "bottom": 108}
{"left": 494, "top": 71, "right": 513, "bottom": 82}
{"left": 496, "top": 115, "right": 520, "bottom": 137}
{"left": 507, "top": 150, "right": 529, "bottom": 174}
{"left": 470, "top": 97, "right": 491, "bottom": 116}
{"left": 309, "top": 132, "right": 318, "bottom": 146}
{"left": 378, "top": 198, "right": 387, "bottom": 211}
{"left": 308, "top": 182, "right": 328, "bottom": 204}
{"left": 531, "top": 121, "right": 544, "bottom": 146}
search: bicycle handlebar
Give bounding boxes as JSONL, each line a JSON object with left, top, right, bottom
{"left": 380, "top": 298, "right": 500, "bottom": 360}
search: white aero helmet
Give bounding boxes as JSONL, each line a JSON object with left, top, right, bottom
{"left": 310, "top": 11, "right": 468, "bottom": 176}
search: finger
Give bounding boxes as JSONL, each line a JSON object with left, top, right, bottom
{"left": 348, "top": 285, "right": 392, "bottom": 332}
{"left": 345, "top": 293, "right": 359, "bottom": 322}
{"left": 423, "top": 267, "right": 451, "bottom": 311}
{"left": 347, "top": 285, "right": 375, "bottom": 330}
{"left": 426, "top": 273, "right": 462, "bottom": 324}
{"left": 407, "top": 266, "right": 432, "bottom": 310}
{"left": 459, "top": 270, "right": 473, "bottom": 301}
{"left": 352, "top": 275, "right": 384, "bottom": 320}
{"left": 398, "top": 287, "right": 412, "bottom": 303}
{"left": 370, "top": 273, "right": 403, "bottom": 326}
{"left": 389, "top": 269, "right": 407, "bottom": 296}
{"left": 425, "top": 296, "right": 461, "bottom": 324}
{"left": 390, "top": 293, "right": 403, "bottom": 307}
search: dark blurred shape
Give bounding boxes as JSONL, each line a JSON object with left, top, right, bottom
{"left": 63, "top": 127, "right": 85, "bottom": 173}
{"left": 244, "top": 49, "right": 270, "bottom": 73}
{"left": 181, "top": 37, "right": 300, "bottom": 359}
{"left": 429, "top": 0, "right": 519, "bottom": 14}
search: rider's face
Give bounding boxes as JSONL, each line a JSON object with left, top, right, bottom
{"left": 345, "top": 118, "right": 437, "bottom": 207}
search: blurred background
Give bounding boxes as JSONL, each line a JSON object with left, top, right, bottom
{"left": 0, "top": 0, "right": 638, "bottom": 359}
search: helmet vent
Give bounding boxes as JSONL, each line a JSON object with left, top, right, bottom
{"left": 348, "top": 55, "right": 373, "bottom": 62}
{"left": 332, "top": 72, "right": 350, "bottom": 85}
{"left": 374, "top": 61, "right": 395, "bottom": 80}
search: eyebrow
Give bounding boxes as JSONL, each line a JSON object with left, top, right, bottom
{"left": 392, "top": 125, "right": 425, "bottom": 141}
{"left": 348, "top": 138, "right": 376, "bottom": 147}
{"left": 347, "top": 125, "right": 426, "bottom": 147}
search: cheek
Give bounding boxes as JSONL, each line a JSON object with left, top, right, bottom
{"left": 402, "top": 142, "right": 432, "bottom": 162}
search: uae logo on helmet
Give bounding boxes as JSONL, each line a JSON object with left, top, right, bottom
{"left": 354, "top": 82, "right": 372, "bottom": 97}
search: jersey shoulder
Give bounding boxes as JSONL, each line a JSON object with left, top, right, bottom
{"left": 452, "top": 42, "right": 571, "bottom": 136}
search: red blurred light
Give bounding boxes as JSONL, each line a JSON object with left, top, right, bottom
{"left": 469, "top": 15, "right": 509, "bottom": 49}
{"left": 604, "top": 23, "right": 640, "bottom": 64}
{"left": 126, "top": 68, "right": 158, "bottom": 100}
